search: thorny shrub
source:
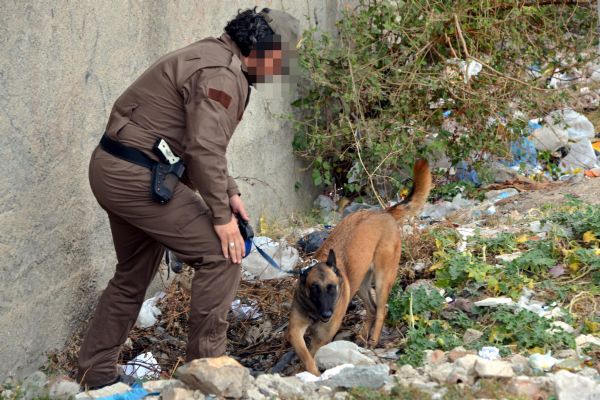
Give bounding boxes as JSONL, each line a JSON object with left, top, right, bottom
{"left": 291, "top": 0, "right": 598, "bottom": 204}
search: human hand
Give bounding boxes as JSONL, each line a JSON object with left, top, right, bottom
{"left": 213, "top": 216, "right": 245, "bottom": 264}
{"left": 229, "top": 194, "right": 249, "bottom": 221}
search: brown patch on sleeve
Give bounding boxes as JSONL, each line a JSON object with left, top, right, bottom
{"left": 208, "top": 88, "right": 232, "bottom": 109}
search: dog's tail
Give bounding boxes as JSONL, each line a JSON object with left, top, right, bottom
{"left": 386, "top": 159, "right": 432, "bottom": 221}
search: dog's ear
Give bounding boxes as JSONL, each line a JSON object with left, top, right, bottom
{"left": 326, "top": 249, "right": 341, "bottom": 277}
{"left": 300, "top": 267, "right": 309, "bottom": 284}
{"left": 326, "top": 249, "right": 336, "bottom": 268}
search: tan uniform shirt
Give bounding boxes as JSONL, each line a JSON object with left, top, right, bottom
{"left": 104, "top": 34, "right": 250, "bottom": 225}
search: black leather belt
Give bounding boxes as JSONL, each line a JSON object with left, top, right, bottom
{"left": 99, "top": 133, "right": 156, "bottom": 170}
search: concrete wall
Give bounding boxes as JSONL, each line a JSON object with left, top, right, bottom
{"left": 0, "top": 0, "right": 342, "bottom": 379}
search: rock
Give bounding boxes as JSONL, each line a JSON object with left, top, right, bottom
{"left": 245, "top": 387, "right": 267, "bottom": 400}
{"left": 22, "top": 371, "right": 48, "bottom": 400}
{"left": 490, "top": 161, "right": 522, "bottom": 183}
{"left": 576, "top": 334, "right": 600, "bottom": 352}
{"left": 142, "top": 379, "right": 185, "bottom": 393}
{"left": 579, "top": 367, "right": 600, "bottom": 379}
{"left": 297, "top": 230, "right": 330, "bottom": 254}
{"left": 175, "top": 356, "right": 251, "bottom": 399}
{"left": 446, "top": 366, "right": 474, "bottom": 385}
{"left": 554, "top": 349, "right": 578, "bottom": 359}
{"left": 509, "top": 354, "right": 533, "bottom": 376}
{"left": 447, "top": 347, "right": 475, "bottom": 362}
{"left": 429, "top": 362, "right": 454, "bottom": 384}
{"left": 371, "top": 347, "right": 400, "bottom": 361}
{"left": 319, "top": 364, "right": 390, "bottom": 390}
{"left": 315, "top": 341, "right": 376, "bottom": 370}
{"left": 474, "top": 359, "right": 514, "bottom": 379}
{"left": 424, "top": 349, "right": 447, "bottom": 367}
{"left": 556, "top": 357, "right": 584, "bottom": 372}
{"left": 463, "top": 328, "right": 484, "bottom": 344}
{"left": 161, "top": 386, "right": 204, "bottom": 400}
{"left": 254, "top": 374, "right": 317, "bottom": 398}
{"left": 508, "top": 377, "right": 546, "bottom": 399}
{"left": 391, "top": 364, "right": 424, "bottom": 386}
{"left": 75, "top": 383, "right": 131, "bottom": 399}
{"left": 553, "top": 370, "right": 600, "bottom": 400}
{"left": 454, "top": 354, "right": 480, "bottom": 376}
{"left": 331, "top": 391, "right": 348, "bottom": 400}
{"left": 451, "top": 298, "right": 475, "bottom": 314}
{"left": 48, "top": 376, "right": 80, "bottom": 400}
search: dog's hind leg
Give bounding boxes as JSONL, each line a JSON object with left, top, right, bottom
{"left": 357, "top": 267, "right": 376, "bottom": 345}
{"left": 370, "top": 243, "right": 401, "bottom": 346}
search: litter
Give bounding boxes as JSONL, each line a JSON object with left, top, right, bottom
{"left": 560, "top": 139, "right": 599, "bottom": 171}
{"left": 460, "top": 59, "right": 483, "bottom": 83}
{"left": 478, "top": 346, "right": 501, "bottom": 360}
{"left": 295, "top": 364, "right": 354, "bottom": 383}
{"left": 122, "top": 352, "right": 161, "bottom": 379}
{"left": 231, "top": 299, "right": 261, "bottom": 320}
{"left": 241, "top": 236, "right": 299, "bottom": 280}
{"left": 485, "top": 188, "right": 519, "bottom": 203}
{"left": 136, "top": 292, "right": 165, "bottom": 329}
{"left": 528, "top": 352, "right": 558, "bottom": 371}
{"left": 474, "top": 297, "right": 514, "bottom": 307}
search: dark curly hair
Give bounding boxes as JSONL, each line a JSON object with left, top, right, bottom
{"left": 225, "top": 7, "right": 275, "bottom": 57}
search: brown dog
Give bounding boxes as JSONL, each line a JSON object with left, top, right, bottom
{"left": 287, "top": 160, "right": 432, "bottom": 375}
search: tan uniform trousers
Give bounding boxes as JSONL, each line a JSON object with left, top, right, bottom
{"left": 77, "top": 146, "right": 241, "bottom": 387}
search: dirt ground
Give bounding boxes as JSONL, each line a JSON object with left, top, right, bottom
{"left": 495, "top": 176, "right": 600, "bottom": 213}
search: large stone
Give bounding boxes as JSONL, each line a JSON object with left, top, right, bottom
{"left": 429, "top": 362, "right": 454, "bottom": 384}
{"left": 508, "top": 377, "right": 546, "bottom": 399}
{"left": 161, "top": 386, "right": 204, "bottom": 400}
{"left": 474, "top": 359, "right": 514, "bottom": 379}
{"left": 575, "top": 334, "right": 600, "bottom": 352}
{"left": 254, "top": 374, "right": 317, "bottom": 399}
{"left": 424, "top": 349, "right": 447, "bottom": 367}
{"left": 553, "top": 370, "right": 600, "bottom": 400}
{"left": 142, "top": 379, "right": 186, "bottom": 394}
{"left": 48, "top": 376, "right": 80, "bottom": 400}
{"left": 447, "top": 346, "right": 475, "bottom": 362}
{"left": 315, "top": 341, "right": 376, "bottom": 370}
{"left": 509, "top": 354, "right": 533, "bottom": 376}
{"left": 75, "top": 383, "right": 131, "bottom": 399}
{"left": 22, "top": 371, "right": 48, "bottom": 400}
{"left": 319, "top": 364, "right": 390, "bottom": 390}
{"left": 175, "top": 356, "right": 251, "bottom": 398}
{"left": 454, "top": 354, "right": 480, "bottom": 376}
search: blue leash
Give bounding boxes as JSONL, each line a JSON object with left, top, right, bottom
{"left": 251, "top": 239, "right": 299, "bottom": 276}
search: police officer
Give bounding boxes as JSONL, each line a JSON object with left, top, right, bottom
{"left": 77, "top": 8, "right": 299, "bottom": 389}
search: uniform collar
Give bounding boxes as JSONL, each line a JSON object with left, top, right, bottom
{"left": 219, "top": 33, "right": 248, "bottom": 74}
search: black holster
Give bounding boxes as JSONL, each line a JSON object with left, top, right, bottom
{"left": 151, "top": 162, "right": 185, "bottom": 205}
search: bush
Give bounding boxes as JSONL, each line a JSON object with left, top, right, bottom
{"left": 292, "top": 0, "right": 597, "bottom": 203}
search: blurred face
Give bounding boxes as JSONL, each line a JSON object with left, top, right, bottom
{"left": 243, "top": 48, "right": 283, "bottom": 81}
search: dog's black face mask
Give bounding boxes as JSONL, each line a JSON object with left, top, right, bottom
{"left": 301, "top": 249, "right": 341, "bottom": 323}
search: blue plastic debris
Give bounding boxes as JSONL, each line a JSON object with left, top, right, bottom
{"left": 455, "top": 161, "right": 480, "bottom": 185}
{"left": 502, "top": 137, "right": 538, "bottom": 168}
{"left": 96, "top": 383, "right": 157, "bottom": 400}
{"left": 442, "top": 110, "right": 452, "bottom": 118}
